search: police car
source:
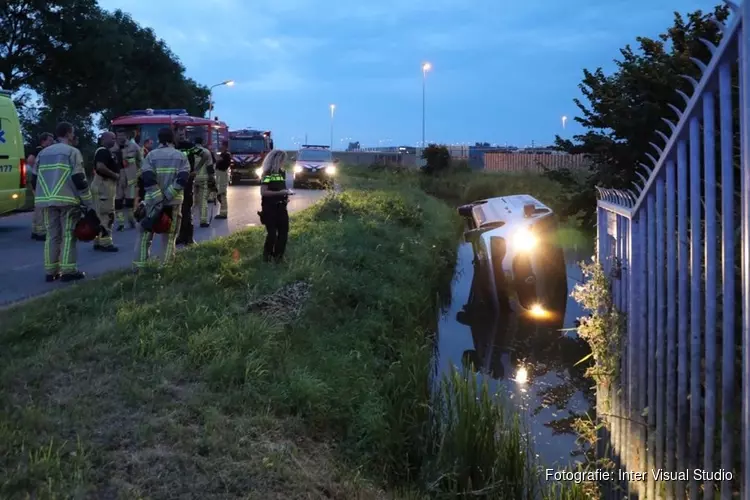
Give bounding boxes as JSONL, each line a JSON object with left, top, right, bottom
{"left": 458, "top": 194, "right": 567, "bottom": 320}
{"left": 292, "top": 145, "right": 338, "bottom": 189}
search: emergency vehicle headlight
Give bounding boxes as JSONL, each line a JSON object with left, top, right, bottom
{"left": 325, "top": 165, "right": 337, "bottom": 175}
{"left": 294, "top": 164, "right": 303, "bottom": 173}
{"left": 513, "top": 227, "right": 538, "bottom": 252}
{"left": 255, "top": 167, "right": 263, "bottom": 177}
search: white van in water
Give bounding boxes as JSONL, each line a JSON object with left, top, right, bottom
{"left": 458, "top": 194, "right": 566, "bottom": 319}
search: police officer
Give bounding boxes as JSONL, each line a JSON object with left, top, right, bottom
{"left": 259, "top": 150, "right": 294, "bottom": 263}
{"left": 192, "top": 136, "right": 216, "bottom": 227}
{"left": 91, "top": 131, "right": 120, "bottom": 252}
{"left": 113, "top": 130, "right": 142, "bottom": 231}
{"left": 26, "top": 132, "right": 55, "bottom": 241}
{"left": 32, "top": 122, "right": 97, "bottom": 282}
{"left": 133, "top": 127, "right": 190, "bottom": 271}
{"left": 174, "top": 125, "right": 200, "bottom": 245}
{"left": 214, "top": 140, "right": 231, "bottom": 219}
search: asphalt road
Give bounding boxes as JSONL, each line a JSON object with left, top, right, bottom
{"left": 0, "top": 185, "right": 326, "bottom": 307}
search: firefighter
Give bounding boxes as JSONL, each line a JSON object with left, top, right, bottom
{"left": 32, "top": 122, "right": 98, "bottom": 282}
{"left": 174, "top": 125, "right": 199, "bottom": 245}
{"left": 26, "top": 132, "right": 55, "bottom": 241}
{"left": 191, "top": 136, "right": 215, "bottom": 227}
{"left": 133, "top": 127, "right": 190, "bottom": 271}
{"left": 259, "top": 150, "right": 294, "bottom": 263}
{"left": 141, "top": 138, "right": 153, "bottom": 158}
{"left": 90, "top": 131, "right": 120, "bottom": 252}
{"left": 214, "top": 140, "right": 231, "bottom": 219}
{"left": 113, "top": 130, "right": 143, "bottom": 231}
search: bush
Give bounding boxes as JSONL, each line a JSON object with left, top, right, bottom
{"left": 421, "top": 144, "right": 451, "bottom": 174}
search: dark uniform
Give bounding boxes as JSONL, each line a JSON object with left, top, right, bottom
{"left": 175, "top": 140, "right": 201, "bottom": 245}
{"left": 260, "top": 169, "right": 289, "bottom": 262}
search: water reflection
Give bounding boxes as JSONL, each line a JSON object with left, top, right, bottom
{"left": 436, "top": 241, "right": 595, "bottom": 469}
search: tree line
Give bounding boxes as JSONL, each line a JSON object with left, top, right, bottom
{"left": 546, "top": 5, "right": 731, "bottom": 228}
{"left": 1, "top": 0, "right": 210, "bottom": 156}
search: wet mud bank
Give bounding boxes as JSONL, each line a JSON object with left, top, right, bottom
{"left": 435, "top": 237, "right": 596, "bottom": 469}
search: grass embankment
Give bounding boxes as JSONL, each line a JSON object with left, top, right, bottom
{"left": 0, "top": 169, "right": 587, "bottom": 499}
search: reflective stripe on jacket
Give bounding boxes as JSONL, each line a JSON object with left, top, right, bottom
{"left": 34, "top": 142, "right": 93, "bottom": 208}
{"left": 141, "top": 145, "right": 190, "bottom": 207}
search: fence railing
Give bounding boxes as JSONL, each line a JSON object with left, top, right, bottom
{"left": 592, "top": 2, "right": 748, "bottom": 498}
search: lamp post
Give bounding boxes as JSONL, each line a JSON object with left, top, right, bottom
{"left": 207, "top": 80, "right": 235, "bottom": 119}
{"left": 421, "top": 62, "right": 431, "bottom": 149}
{"left": 330, "top": 104, "right": 336, "bottom": 150}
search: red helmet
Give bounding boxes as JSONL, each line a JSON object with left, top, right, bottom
{"left": 151, "top": 211, "right": 172, "bottom": 234}
{"left": 74, "top": 217, "right": 98, "bottom": 241}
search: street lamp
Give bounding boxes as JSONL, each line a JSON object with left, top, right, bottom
{"left": 330, "top": 104, "right": 336, "bottom": 150}
{"left": 207, "top": 80, "right": 235, "bottom": 119}
{"left": 421, "top": 62, "right": 431, "bottom": 149}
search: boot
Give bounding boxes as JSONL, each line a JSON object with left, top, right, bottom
{"left": 61, "top": 271, "right": 86, "bottom": 282}
{"left": 45, "top": 272, "right": 61, "bottom": 282}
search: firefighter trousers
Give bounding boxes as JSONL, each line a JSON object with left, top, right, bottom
{"left": 32, "top": 203, "right": 46, "bottom": 236}
{"left": 133, "top": 204, "right": 182, "bottom": 269}
{"left": 177, "top": 176, "right": 195, "bottom": 243}
{"left": 216, "top": 170, "right": 229, "bottom": 216}
{"left": 262, "top": 203, "right": 289, "bottom": 261}
{"left": 43, "top": 206, "right": 81, "bottom": 276}
{"left": 193, "top": 178, "right": 209, "bottom": 224}
{"left": 115, "top": 165, "right": 138, "bottom": 227}
{"left": 91, "top": 176, "right": 116, "bottom": 247}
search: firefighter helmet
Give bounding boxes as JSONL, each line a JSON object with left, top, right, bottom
{"left": 152, "top": 211, "right": 172, "bottom": 234}
{"left": 74, "top": 210, "right": 100, "bottom": 241}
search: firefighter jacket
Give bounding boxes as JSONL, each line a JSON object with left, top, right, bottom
{"left": 193, "top": 145, "right": 215, "bottom": 182}
{"left": 33, "top": 142, "right": 94, "bottom": 209}
{"left": 141, "top": 145, "right": 190, "bottom": 207}
{"left": 119, "top": 140, "right": 143, "bottom": 172}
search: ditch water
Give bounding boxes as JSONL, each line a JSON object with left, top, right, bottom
{"left": 435, "top": 237, "right": 595, "bottom": 469}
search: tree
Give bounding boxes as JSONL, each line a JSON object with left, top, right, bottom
{"left": 421, "top": 144, "right": 451, "bottom": 175}
{"left": 547, "top": 6, "right": 729, "bottom": 228}
{"left": 2, "top": 0, "right": 210, "bottom": 150}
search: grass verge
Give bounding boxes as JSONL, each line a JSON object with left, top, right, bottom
{"left": 0, "top": 180, "right": 459, "bottom": 498}
{"left": 1, "top": 168, "right": 590, "bottom": 499}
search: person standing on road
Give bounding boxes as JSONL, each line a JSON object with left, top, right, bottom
{"left": 113, "top": 130, "right": 142, "bottom": 231}
{"left": 26, "top": 132, "right": 55, "bottom": 241}
{"left": 90, "top": 131, "right": 120, "bottom": 252}
{"left": 133, "top": 127, "right": 190, "bottom": 271}
{"left": 174, "top": 125, "right": 199, "bottom": 246}
{"left": 259, "top": 150, "right": 293, "bottom": 263}
{"left": 214, "top": 140, "right": 231, "bottom": 219}
{"left": 191, "top": 136, "right": 216, "bottom": 228}
{"left": 33, "top": 122, "right": 97, "bottom": 282}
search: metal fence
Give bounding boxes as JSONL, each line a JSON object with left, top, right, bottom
{"left": 593, "top": 2, "right": 748, "bottom": 498}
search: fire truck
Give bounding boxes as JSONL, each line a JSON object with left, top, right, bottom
{"left": 228, "top": 129, "right": 273, "bottom": 184}
{"left": 110, "top": 109, "right": 229, "bottom": 153}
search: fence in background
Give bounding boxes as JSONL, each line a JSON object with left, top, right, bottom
{"left": 593, "top": 2, "right": 748, "bottom": 498}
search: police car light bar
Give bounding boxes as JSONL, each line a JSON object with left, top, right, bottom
{"left": 301, "top": 145, "right": 330, "bottom": 149}
{"left": 126, "top": 109, "right": 189, "bottom": 116}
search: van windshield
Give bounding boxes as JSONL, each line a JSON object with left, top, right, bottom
{"left": 297, "top": 149, "right": 332, "bottom": 162}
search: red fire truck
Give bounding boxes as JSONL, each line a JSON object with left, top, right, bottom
{"left": 228, "top": 128, "right": 273, "bottom": 184}
{"left": 110, "top": 109, "right": 229, "bottom": 153}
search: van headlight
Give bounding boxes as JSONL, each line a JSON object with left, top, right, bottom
{"left": 513, "top": 227, "right": 538, "bottom": 251}
{"left": 325, "top": 165, "right": 337, "bottom": 175}
{"left": 255, "top": 167, "right": 263, "bottom": 177}
{"left": 294, "top": 164, "right": 303, "bottom": 173}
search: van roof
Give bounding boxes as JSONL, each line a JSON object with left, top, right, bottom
{"left": 473, "top": 194, "right": 552, "bottom": 226}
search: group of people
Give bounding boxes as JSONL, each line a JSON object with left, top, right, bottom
{"left": 25, "top": 121, "right": 292, "bottom": 282}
